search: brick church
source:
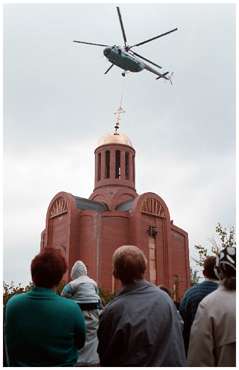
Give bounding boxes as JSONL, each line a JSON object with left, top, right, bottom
{"left": 40, "top": 115, "right": 190, "bottom": 300}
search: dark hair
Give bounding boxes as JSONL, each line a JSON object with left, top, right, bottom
{"left": 113, "top": 245, "right": 147, "bottom": 285}
{"left": 31, "top": 248, "right": 67, "bottom": 288}
{"left": 159, "top": 285, "right": 172, "bottom": 297}
{"left": 221, "top": 264, "right": 236, "bottom": 291}
{"left": 203, "top": 256, "right": 218, "bottom": 280}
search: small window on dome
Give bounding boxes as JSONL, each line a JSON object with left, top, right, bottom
{"left": 98, "top": 152, "right": 101, "bottom": 181}
{"left": 105, "top": 150, "right": 110, "bottom": 178}
{"left": 125, "top": 152, "right": 129, "bottom": 179}
{"left": 133, "top": 154, "right": 135, "bottom": 182}
{"left": 115, "top": 150, "right": 121, "bottom": 179}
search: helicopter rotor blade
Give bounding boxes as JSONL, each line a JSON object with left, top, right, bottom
{"left": 104, "top": 64, "right": 114, "bottom": 75}
{"left": 129, "top": 28, "right": 178, "bottom": 48}
{"left": 73, "top": 40, "right": 110, "bottom": 47}
{"left": 116, "top": 7, "right": 127, "bottom": 47}
{"left": 131, "top": 51, "right": 162, "bottom": 69}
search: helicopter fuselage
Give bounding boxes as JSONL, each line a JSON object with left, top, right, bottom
{"left": 103, "top": 46, "right": 144, "bottom": 72}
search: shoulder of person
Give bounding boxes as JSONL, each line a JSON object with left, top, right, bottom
{"left": 58, "top": 294, "right": 81, "bottom": 308}
{"left": 86, "top": 277, "right": 98, "bottom": 287}
{"left": 197, "top": 286, "right": 223, "bottom": 310}
{"left": 180, "top": 284, "right": 199, "bottom": 304}
{"left": 101, "top": 293, "right": 126, "bottom": 316}
{"left": 200, "top": 279, "right": 219, "bottom": 287}
{"left": 6, "top": 291, "right": 28, "bottom": 307}
{"left": 184, "top": 283, "right": 200, "bottom": 296}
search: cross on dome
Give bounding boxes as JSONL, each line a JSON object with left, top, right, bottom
{"left": 114, "top": 105, "right": 125, "bottom": 134}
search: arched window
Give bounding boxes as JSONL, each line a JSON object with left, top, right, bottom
{"left": 105, "top": 150, "right": 110, "bottom": 178}
{"left": 97, "top": 152, "right": 101, "bottom": 181}
{"left": 115, "top": 150, "right": 121, "bottom": 178}
{"left": 148, "top": 236, "right": 157, "bottom": 284}
{"left": 125, "top": 151, "right": 129, "bottom": 179}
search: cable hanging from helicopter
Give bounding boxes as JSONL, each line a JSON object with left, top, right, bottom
{"left": 113, "top": 76, "right": 127, "bottom": 135}
{"left": 73, "top": 6, "right": 177, "bottom": 83}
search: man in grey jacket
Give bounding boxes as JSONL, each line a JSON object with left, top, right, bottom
{"left": 97, "top": 245, "right": 186, "bottom": 367}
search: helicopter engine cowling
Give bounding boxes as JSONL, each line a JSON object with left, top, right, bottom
{"left": 103, "top": 46, "right": 144, "bottom": 73}
{"left": 103, "top": 48, "right": 111, "bottom": 57}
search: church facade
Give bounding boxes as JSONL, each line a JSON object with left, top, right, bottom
{"left": 41, "top": 129, "right": 190, "bottom": 300}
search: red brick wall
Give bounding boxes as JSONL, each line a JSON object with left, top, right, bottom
{"left": 42, "top": 192, "right": 190, "bottom": 300}
{"left": 169, "top": 226, "right": 190, "bottom": 300}
{"left": 99, "top": 213, "right": 129, "bottom": 292}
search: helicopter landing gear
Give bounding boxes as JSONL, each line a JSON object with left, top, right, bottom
{"left": 122, "top": 71, "right": 126, "bottom": 77}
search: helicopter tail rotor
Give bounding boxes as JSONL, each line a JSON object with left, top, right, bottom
{"left": 168, "top": 72, "right": 174, "bottom": 85}
{"left": 156, "top": 71, "right": 174, "bottom": 84}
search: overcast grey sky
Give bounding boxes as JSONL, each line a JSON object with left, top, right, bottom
{"left": 4, "top": 3, "right": 236, "bottom": 285}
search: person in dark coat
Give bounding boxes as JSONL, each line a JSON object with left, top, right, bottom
{"left": 97, "top": 245, "right": 186, "bottom": 367}
{"left": 179, "top": 255, "right": 219, "bottom": 354}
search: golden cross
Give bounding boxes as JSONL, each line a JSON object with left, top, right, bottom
{"left": 114, "top": 105, "right": 125, "bottom": 134}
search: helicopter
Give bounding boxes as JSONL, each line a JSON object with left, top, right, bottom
{"left": 73, "top": 7, "right": 177, "bottom": 82}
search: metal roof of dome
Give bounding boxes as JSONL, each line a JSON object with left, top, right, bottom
{"left": 97, "top": 132, "right": 133, "bottom": 147}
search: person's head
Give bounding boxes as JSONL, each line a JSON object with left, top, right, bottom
{"left": 203, "top": 256, "right": 218, "bottom": 280}
{"left": 215, "top": 246, "right": 236, "bottom": 290}
{"left": 113, "top": 245, "right": 147, "bottom": 285}
{"left": 159, "top": 285, "right": 172, "bottom": 297}
{"left": 31, "top": 248, "right": 67, "bottom": 289}
{"left": 71, "top": 260, "right": 88, "bottom": 280}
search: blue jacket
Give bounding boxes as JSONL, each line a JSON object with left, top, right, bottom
{"left": 179, "top": 280, "right": 218, "bottom": 353}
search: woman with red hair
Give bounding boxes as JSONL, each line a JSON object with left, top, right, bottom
{"left": 5, "top": 248, "right": 86, "bottom": 366}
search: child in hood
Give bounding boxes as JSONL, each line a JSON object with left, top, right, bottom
{"left": 62, "top": 260, "right": 101, "bottom": 366}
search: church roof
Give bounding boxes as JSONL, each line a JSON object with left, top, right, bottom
{"left": 74, "top": 196, "right": 108, "bottom": 212}
{"left": 116, "top": 199, "right": 134, "bottom": 211}
{"left": 97, "top": 132, "right": 133, "bottom": 148}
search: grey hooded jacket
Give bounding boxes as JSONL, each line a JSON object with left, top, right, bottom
{"left": 61, "top": 261, "right": 100, "bottom": 304}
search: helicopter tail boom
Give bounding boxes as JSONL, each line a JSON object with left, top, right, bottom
{"left": 144, "top": 63, "right": 172, "bottom": 82}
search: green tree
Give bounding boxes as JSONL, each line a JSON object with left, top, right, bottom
{"left": 193, "top": 223, "right": 236, "bottom": 268}
{"left": 190, "top": 268, "right": 200, "bottom": 286}
{"left": 3, "top": 281, "right": 33, "bottom": 305}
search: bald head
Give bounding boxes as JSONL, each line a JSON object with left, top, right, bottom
{"left": 113, "top": 245, "right": 147, "bottom": 285}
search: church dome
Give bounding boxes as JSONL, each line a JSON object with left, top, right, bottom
{"left": 97, "top": 132, "right": 133, "bottom": 148}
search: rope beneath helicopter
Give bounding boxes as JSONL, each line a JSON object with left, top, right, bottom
{"left": 119, "top": 74, "right": 127, "bottom": 108}
{"left": 114, "top": 75, "right": 127, "bottom": 134}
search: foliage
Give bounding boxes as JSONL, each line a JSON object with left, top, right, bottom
{"left": 193, "top": 223, "right": 236, "bottom": 268}
{"left": 215, "top": 223, "right": 236, "bottom": 248}
{"left": 55, "top": 280, "right": 66, "bottom": 295}
{"left": 98, "top": 288, "right": 115, "bottom": 306}
{"left": 190, "top": 268, "right": 200, "bottom": 286}
{"left": 193, "top": 244, "right": 208, "bottom": 268}
{"left": 3, "top": 281, "right": 33, "bottom": 305}
{"left": 3, "top": 281, "right": 115, "bottom": 307}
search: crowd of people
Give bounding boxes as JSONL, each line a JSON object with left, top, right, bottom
{"left": 4, "top": 244, "right": 236, "bottom": 367}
